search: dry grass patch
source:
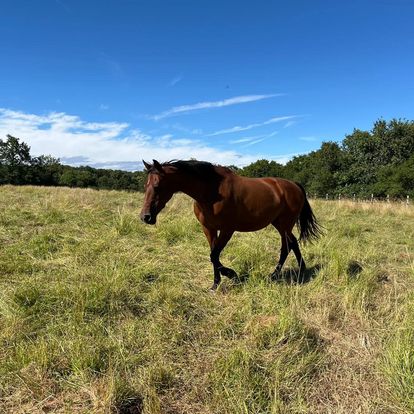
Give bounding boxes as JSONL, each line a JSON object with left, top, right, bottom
{"left": 0, "top": 187, "right": 413, "bottom": 413}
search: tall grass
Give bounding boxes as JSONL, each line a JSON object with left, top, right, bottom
{"left": 0, "top": 186, "right": 413, "bottom": 413}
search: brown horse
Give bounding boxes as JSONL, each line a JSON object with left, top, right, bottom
{"left": 140, "top": 159, "right": 322, "bottom": 290}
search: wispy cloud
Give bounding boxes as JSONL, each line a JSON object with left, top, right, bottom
{"left": 99, "top": 53, "right": 124, "bottom": 79}
{"left": 284, "top": 120, "right": 297, "bottom": 128}
{"left": 0, "top": 108, "right": 295, "bottom": 170}
{"left": 169, "top": 75, "right": 183, "bottom": 87}
{"left": 55, "top": 0, "right": 71, "bottom": 13}
{"left": 299, "top": 136, "right": 317, "bottom": 141}
{"left": 229, "top": 131, "right": 279, "bottom": 147}
{"left": 150, "top": 94, "right": 281, "bottom": 121}
{"left": 169, "top": 123, "right": 203, "bottom": 135}
{"left": 230, "top": 131, "right": 278, "bottom": 146}
{"left": 99, "top": 104, "right": 109, "bottom": 110}
{"left": 230, "top": 135, "right": 264, "bottom": 144}
{"left": 208, "top": 115, "right": 297, "bottom": 136}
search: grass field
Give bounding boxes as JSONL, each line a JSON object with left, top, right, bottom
{"left": 1, "top": 185, "right": 414, "bottom": 413}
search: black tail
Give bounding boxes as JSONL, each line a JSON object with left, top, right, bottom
{"left": 295, "top": 183, "right": 323, "bottom": 243}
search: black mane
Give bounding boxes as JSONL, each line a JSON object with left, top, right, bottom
{"left": 167, "top": 160, "right": 218, "bottom": 177}
{"left": 150, "top": 159, "right": 232, "bottom": 181}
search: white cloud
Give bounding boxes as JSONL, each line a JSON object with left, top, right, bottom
{"left": 208, "top": 115, "right": 298, "bottom": 136}
{"left": 0, "top": 108, "right": 295, "bottom": 170}
{"left": 151, "top": 94, "right": 280, "bottom": 120}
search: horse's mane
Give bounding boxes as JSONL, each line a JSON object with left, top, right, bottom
{"left": 158, "top": 159, "right": 233, "bottom": 181}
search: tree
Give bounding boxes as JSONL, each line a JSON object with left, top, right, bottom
{"left": 340, "top": 119, "right": 414, "bottom": 195}
{"left": 284, "top": 154, "right": 312, "bottom": 187}
{"left": 240, "top": 159, "right": 285, "bottom": 178}
{"left": 0, "top": 135, "right": 33, "bottom": 184}
{"left": 309, "top": 142, "right": 344, "bottom": 195}
{"left": 30, "top": 155, "right": 62, "bottom": 186}
{"left": 374, "top": 154, "right": 414, "bottom": 197}
{"left": 0, "top": 135, "right": 32, "bottom": 166}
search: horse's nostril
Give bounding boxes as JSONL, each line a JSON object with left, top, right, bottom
{"left": 141, "top": 213, "right": 151, "bottom": 223}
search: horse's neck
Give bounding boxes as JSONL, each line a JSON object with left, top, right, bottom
{"left": 174, "top": 174, "right": 220, "bottom": 203}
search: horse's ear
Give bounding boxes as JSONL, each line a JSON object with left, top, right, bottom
{"left": 142, "top": 160, "right": 152, "bottom": 171}
{"left": 152, "top": 159, "right": 164, "bottom": 174}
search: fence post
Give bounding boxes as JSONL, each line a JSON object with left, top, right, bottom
{"left": 353, "top": 193, "right": 356, "bottom": 202}
{"left": 387, "top": 194, "right": 390, "bottom": 203}
{"left": 338, "top": 193, "right": 341, "bottom": 201}
{"left": 326, "top": 193, "right": 329, "bottom": 200}
{"left": 371, "top": 194, "right": 374, "bottom": 203}
{"left": 407, "top": 195, "right": 410, "bottom": 205}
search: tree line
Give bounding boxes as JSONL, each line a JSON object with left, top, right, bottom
{"left": 1, "top": 118, "right": 413, "bottom": 197}
{"left": 239, "top": 118, "right": 414, "bottom": 198}
{"left": 0, "top": 135, "right": 146, "bottom": 191}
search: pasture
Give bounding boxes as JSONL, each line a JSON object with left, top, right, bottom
{"left": 0, "top": 185, "right": 413, "bottom": 413}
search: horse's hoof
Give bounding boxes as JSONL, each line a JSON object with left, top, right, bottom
{"left": 270, "top": 271, "right": 282, "bottom": 281}
{"left": 220, "top": 267, "right": 238, "bottom": 279}
{"left": 210, "top": 284, "right": 219, "bottom": 292}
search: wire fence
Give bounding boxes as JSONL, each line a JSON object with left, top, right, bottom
{"left": 309, "top": 193, "right": 411, "bottom": 206}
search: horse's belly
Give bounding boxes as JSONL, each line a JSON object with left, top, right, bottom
{"left": 193, "top": 187, "right": 280, "bottom": 231}
{"left": 233, "top": 208, "right": 276, "bottom": 231}
{"left": 234, "top": 220, "right": 270, "bottom": 232}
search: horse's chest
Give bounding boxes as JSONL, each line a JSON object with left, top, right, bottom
{"left": 193, "top": 201, "right": 230, "bottom": 229}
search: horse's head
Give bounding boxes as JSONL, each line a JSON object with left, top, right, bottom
{"left": 140, "top": 159, "right": 175, "bottom": 225}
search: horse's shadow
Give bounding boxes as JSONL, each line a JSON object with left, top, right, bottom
{"left": 273, "top": 264, "right": 322, "bottom": 285}
{"left": 228, "top": 263, "right": 322, "bottom": 287}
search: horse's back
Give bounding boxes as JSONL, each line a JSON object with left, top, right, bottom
{"left": 261, "top": 177, "right": 304, "bottom": 211}
{"left": 193, "top": 173, "right": 305, "bottom": 232}
{"left": 225, "top": 175, "right": 304, "bottom": 231}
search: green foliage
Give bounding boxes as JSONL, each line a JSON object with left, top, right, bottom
{"left": 0, "top": 135, "right": 33, "bottom": 185}
{"left": 240, "top": 159, "right": 285, "bottom": 178}
{"left": 239, "top": 119, "right": 414, "bottom": 197}
{"left": 281, "top": 142, "right": 344, "bottom": 196}
{"left": 0, "top": 134, "right": 31, "bottom": 166}
{"left": 374, "top": 154, "right": 414, "bottom": 197}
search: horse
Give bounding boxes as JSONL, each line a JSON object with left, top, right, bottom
{"left": 140, "top": 159, "right": 322, "bottom": 290}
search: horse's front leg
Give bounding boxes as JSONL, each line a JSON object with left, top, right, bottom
{"left": 202, "top": 226, "right": 236, "bottom": 290}
{"left": 210, "top": 229, "right": 236, "bottom": 290}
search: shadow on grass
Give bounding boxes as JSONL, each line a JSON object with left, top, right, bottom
{"left": 221, "top": 263, "right": 322, "bottom": 289}
{"left": 113, "top": 395, "right": 143, "bottom": 414}
{"left": 347, "top": 260, "right": 363, "bottom": 278}
{"left": 273, "top": 264, "right": 322, "bottom": 285}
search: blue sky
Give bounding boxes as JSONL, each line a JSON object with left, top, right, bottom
{"left": 1, "top": 0, "right": 413, "bottom": 170}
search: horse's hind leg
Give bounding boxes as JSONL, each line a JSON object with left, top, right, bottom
{"left": 289, "top": 234, "right": 306, "bottom": 271}
{"left": 271, "top": 220, "right": 305, "bottom": 279}
{"left": 271, "top": 233, "right": 289, "bottom": 279}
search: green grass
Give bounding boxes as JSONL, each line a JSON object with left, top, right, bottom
{"left": 0, "top": 186, "right": 414, "bottom": 413}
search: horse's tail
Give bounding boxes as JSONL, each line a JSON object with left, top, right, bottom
{"left": 295, "top": 182, "right": 323, "bottom": 243}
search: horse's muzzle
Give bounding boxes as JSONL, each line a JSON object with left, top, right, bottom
{"left": 141, "top": 212, "right": 156, "bottom": 225}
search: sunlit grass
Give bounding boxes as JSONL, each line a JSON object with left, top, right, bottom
{"left": 0, "top": 185, "right": 413, "bottom": 413}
